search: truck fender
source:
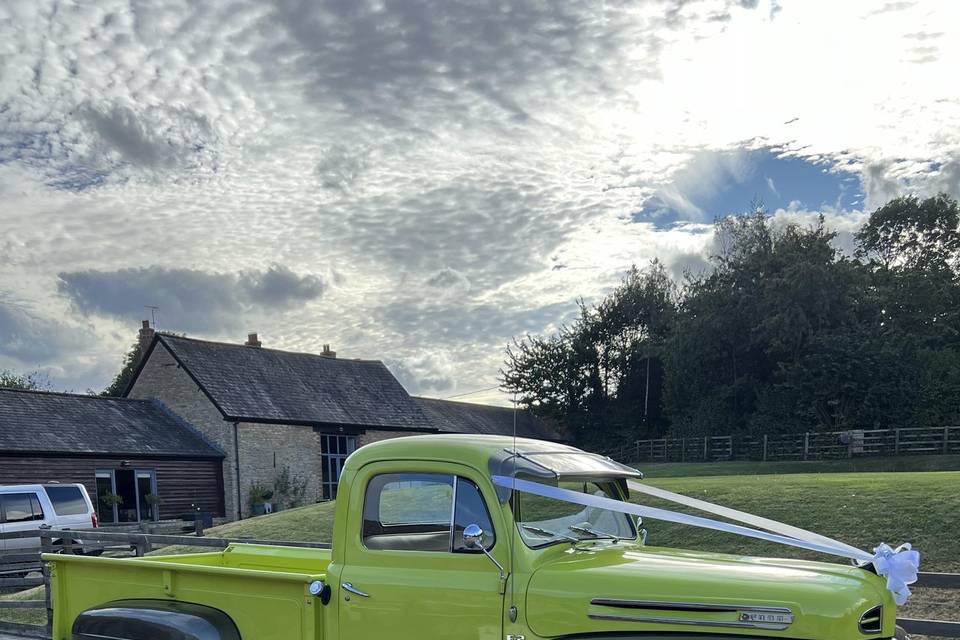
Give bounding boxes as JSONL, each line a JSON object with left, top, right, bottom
{"left": 71, "top": 599, "right": 241, "bottom": 640}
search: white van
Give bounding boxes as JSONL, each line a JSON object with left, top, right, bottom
{"left": 0, "top": 483, "right": 99, "bottom": 554}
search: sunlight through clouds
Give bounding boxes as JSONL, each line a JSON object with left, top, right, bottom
{"left": 0, "top": 0, "right": 957, "bottom": 398}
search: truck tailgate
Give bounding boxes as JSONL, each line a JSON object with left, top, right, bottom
{"left": 45, "top": 545, "right": 330, "bottom": 640}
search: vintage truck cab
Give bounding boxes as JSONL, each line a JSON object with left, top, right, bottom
{"left": 48, "top": 435, "right": 903, "bottom": 640}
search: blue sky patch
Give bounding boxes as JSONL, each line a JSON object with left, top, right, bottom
{"left": 636, "top": 148, "right": 863, "bottom": 225}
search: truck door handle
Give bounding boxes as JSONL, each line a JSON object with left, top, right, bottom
{"left": 38, "top": 524, "right": 52, "bottom": 530}
{"left": 342, "top": 583, "right": 370, "bottom": 598}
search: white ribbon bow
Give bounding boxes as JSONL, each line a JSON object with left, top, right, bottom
{"left": 873, "top": 543, "right": 920, "bottom": 605}
{"left": 492, "top": 475, "right": 921, "bottom": 605}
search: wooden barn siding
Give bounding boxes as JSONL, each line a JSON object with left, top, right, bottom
{"left": 0, "top": 455, "right": 225, "bottom": 518}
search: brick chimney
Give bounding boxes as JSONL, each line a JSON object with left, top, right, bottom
{"left": 321, "top": 344, "right": 336, "bottom": 358}
{"left": 245, "top": 332, "right": 262, "bottom": 348}
{"left": 138, "top": 320, "right": 155, "bottom": 356}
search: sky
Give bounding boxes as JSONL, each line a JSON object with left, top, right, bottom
{"left": 1, "top": 0, "right": 959, "bottom": 405}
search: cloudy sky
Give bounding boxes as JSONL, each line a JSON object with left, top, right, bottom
{"left": 1, "top": 0, "right": 958, "bottom": 404}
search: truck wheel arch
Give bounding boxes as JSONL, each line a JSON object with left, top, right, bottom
{"left": 71, "top": 599, "right": 241, "bottom": 640}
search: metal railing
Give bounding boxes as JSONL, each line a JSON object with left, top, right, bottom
{"left": 0, "top": 528, "right": 329, "bottom": 638}
{"left": 602, "top": 426, "right": 960, "bottom": 464}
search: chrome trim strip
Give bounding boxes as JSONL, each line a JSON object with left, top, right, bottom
{"left": 590, "top": 599, "right": 792, "bottom": 614}
{"left": 449, "top": 476, "right": 459, "bottom": 551}
{"left": 587, "top": 612, "right": 792, "bottom": 631}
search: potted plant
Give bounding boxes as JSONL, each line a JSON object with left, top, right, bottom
{"left": 262, "top": 489, "right": 275, "bottom": 514}
{"left": 100, "top": 492, "right": 123, "bottom": 509}
{"left": 273, "top": 466, "right": 308, "bottom": 510}
{"left": 143, "top": 493, "right": 162, "bottom": 521}
{"left": 248, "top": 484, "right": 268, "bottom": 516}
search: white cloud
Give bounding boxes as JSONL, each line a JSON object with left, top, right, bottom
{"left": 0, "top": 0, "right": 958, "bottom": 396}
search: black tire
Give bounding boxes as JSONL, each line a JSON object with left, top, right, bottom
{"left": 894, "top": 624, "right": 911, "bottom": 640}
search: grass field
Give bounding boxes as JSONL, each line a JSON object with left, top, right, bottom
{"left": 634, "top": 454, "right": 960, "bottom": 478}
{"left": 5, "top": 466, "right": 959, "bottom": 631}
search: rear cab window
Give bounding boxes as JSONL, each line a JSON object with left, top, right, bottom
{"left": 1, "top": 492, "right": 45, "bottom": 523}
{"left": 44, "top": 485, "right": 89, "bottom": 516}
{"left": 362, "top": 473, "right": 495, "bottom": 552}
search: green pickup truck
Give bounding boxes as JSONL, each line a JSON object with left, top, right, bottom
{"left": 47, "top": 435, "right": 905, "bottom": 640}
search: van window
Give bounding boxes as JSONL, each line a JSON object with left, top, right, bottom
{"left": 45, "top": 486, "right": 88, "bottom": 516}
{"left": 1, "top": 493, "right": 45, "bottom": 523}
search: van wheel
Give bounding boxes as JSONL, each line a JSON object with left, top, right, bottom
{"left": 894, "top": 625, "right": 911, "bottom": 640}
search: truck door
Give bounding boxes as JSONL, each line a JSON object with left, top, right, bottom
{"left": 339, "top": 463, "right": 506, "bottom": 640}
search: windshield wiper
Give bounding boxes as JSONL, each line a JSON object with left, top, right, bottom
{"left": 521, "top": 525, "right": 578, "bottom": 542}
{"left": 569, "top": 524, "right": 620, "bottom": 541}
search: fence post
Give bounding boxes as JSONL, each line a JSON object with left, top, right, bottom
{"left": 636, "top": 441, "right": 640, "bottom": 461}
{"left": 704, "top": 436, "right": 709, "bottom": 461}
{"left": 135, "top": 534, "right": 153, "bottom": 556}
{"left": 681, "top": 438, "right": 686, "bottom": 462}
{"left": 41, "top": 533, "right": 53, "bottom": 632}
{"left": 894, "top": 429, "right": 901, "bottom": 455}
{"left": 803, "top": 432, "right": 809, "bottom": 461}
{"left": 945, "top": 427, "right": 950, "bottom": 455}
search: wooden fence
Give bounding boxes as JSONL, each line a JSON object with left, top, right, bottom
{"left": 602, "top": 425, "right": 960, "bottom": 464}
{"left": 0, "top": 528, "right": 329, "bottom": 639}
{"left": 2, "top": 530, "right": 959, "bottom": 638}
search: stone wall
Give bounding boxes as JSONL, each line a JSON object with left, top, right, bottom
{"left": 358, "top": 429, "right": 429, "bottom": 447}
{"left": 128, "top": 344, "right": 241, "bottom": 519}
{"left": 236, "top": 422, "right": 322, "bottom": 518}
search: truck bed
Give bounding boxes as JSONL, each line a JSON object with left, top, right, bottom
{"left": 45, "top": 544, "right": 331, "bottom": 640}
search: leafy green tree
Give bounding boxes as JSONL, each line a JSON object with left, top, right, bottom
{"left": 0, "top": 369, "right": 52, "bottom": 390}
{"left": 856, "top": 194, "right": 960, "bottom": 272}
{"left": 102, "top": 341, "right": 143, "bottom": 397}
{"left": 505, "top": 195, "right": 960, "bottom": 446}
{"left": 502, "top": 261, "right": 677, "bottom": 449}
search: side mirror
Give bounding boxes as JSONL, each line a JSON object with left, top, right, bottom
{"left": 462, "top": 523, "right": 505, "bottom": 579}
{"left": 463, "top": 523, "right": 485, "bottom": 549}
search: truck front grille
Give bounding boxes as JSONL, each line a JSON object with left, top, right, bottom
{"left": 859, "top": 605, "right": 883, "bottom": 635}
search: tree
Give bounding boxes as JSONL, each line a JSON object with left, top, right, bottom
{"left": 0, "top": 369, "right": 51, "bottom": 390}
{"left": 501, "top": 261, "right": 677, "bottom": 449}
{"left": 102, "top": 341, "right": 143, "bottom": 397}
{"left": 855, "top": 193, "right": 960, "bottom": 272}
{"left": 504, "top": 195, "right": 960, "bottom": 445}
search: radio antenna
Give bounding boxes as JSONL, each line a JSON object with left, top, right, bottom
{"left": 509, "top": 391, "right": 518, "bottom": 623}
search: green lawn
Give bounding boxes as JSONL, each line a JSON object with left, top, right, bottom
{"left": 635, "top": 454, "right": 960, "bottom": 478}
{"left": 637, "top": 471, "right": 960, "bottom": 572}
{"left": 0, "top": 583, "right": 45, "bottom": 626}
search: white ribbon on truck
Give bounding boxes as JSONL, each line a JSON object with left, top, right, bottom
{"left": 491, "top": 475, "right": 920, "bottom": 605}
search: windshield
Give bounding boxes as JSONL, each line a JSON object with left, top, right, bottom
{"left": 515, "top": 480, "right": 636, "bottom": 547}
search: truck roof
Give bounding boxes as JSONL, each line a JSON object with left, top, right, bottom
{"left": 347, "top": 434, "right": 641, "bottom": 489}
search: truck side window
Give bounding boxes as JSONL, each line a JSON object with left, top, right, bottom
{"left": 362, "top": 474, "right": 454, "bottom": 552}
{"left": 453, "top": 478, "right": 496, "bottom": 552}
